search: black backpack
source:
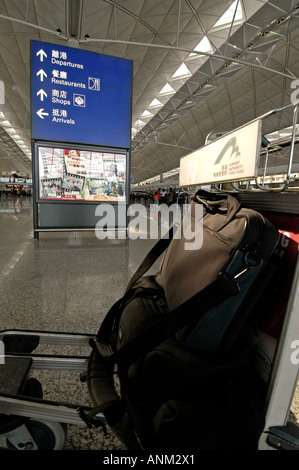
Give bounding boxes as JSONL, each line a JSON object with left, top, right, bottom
{"left": 87, "top": 191, "right": 279, "bottom": 450}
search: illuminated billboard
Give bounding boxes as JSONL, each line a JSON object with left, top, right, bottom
{"left": 38, "top": 144, "right": 126, "bottom": 202}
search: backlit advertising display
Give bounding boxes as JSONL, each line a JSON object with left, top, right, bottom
{"left": 38, "top": 144, "right": 126, "bottom": 202}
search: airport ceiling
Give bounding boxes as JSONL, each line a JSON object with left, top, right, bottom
{"left": 0, "top": 0, "right": 299, "bottom": 182}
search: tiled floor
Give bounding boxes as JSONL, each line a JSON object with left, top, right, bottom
{"left": 0, "top": 195, "right": 298, "bottom": 450}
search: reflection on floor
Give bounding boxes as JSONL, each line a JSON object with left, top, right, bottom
{"left": 0, "top": 195, "right": 161, "bottom": 450}
{"left": 0, "top": 195, "right": 298, "bottom": 450}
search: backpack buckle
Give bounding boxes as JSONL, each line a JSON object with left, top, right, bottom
{"left": 218, "top": 272, "right": 240, "bottom": 295}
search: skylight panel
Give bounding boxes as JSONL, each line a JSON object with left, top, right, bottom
{"left": 141, "top": 110, "right": 153, "bottom": 117}
{"left": 135, "top": 119, "right": 145, "bottom": 127}
{"left": 149, "top": 98, "right": 162, "bottom": 107}
{"left": 213, "top": 0, "right": 243, "bottom": 28}
{"left": 171, "top": 63, "right": 191, "bottom": 79}
{"left": 189, "top": 36, "right": 213, "bottom": 57}
{"left": 159, "top": 83, "right": 175, "bottom": 95}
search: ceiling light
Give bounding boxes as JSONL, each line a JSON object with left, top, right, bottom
{"left": 1, "top": 120, "right": 11, "bottom": 126}
{"left": 0, "top": 111, "right": 5, "bottom": 119}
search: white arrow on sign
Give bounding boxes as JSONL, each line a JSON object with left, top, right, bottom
{"left": 36, "top": 49, "right": 47, "bottom": 62}
{"left": 37, "top": 89, "right": 47, "bottom": 101}
{"left": 36, "top": 69, "right": 47, "bottom": 81}
{"left": 36, "top": 108, "right": 49, "bottom": 119}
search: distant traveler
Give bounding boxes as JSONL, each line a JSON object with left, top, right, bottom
{"left": 167, "top": 187, "right": 175, "bottom": 206}
{"left": 154, "top": 188, "right": 161, "bottom": 205}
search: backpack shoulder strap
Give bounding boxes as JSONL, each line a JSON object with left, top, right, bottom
{"left": 95, "top": 227, "right": 174, "bottom": 352}
{"left": 125, "top": 226, "right": 173, "bottom": 293}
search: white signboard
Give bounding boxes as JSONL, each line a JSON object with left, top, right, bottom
{"left": 180, "top": 120, "right": 262, "bottom": 186}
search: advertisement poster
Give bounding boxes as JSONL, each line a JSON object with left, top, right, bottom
{"left": 39, "top": 146, "right": 126, "bottom": 201}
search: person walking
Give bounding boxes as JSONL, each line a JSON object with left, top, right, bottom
{"left": 167, "top": 187, "right": 176, "bottom": 206}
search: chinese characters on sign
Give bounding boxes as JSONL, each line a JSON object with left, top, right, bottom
{"left": 31, "top": 41, "right": 132, "bottom": 148}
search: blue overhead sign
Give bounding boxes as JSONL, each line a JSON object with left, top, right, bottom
{"left": 31, "top": 40, "right": 132, "bottom": 148}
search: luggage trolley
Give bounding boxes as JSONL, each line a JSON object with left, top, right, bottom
{"left": 235, "top": 191, "right": 299, "bottom": 450}
{"left": 178, "top": 102, "right": 299, "bottom": 450}
{"left": 0, "top": 330, "right": 106, "bottom": 450}
{"left": 0, "top": 104, "right": 298, "bottom": 451}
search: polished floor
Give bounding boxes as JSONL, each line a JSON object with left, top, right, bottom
{"left": 0, "top": 195, "right": 162, "bottom": 450}
{"left": 0, "top": 195, "right": 298, "bottom": 450}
